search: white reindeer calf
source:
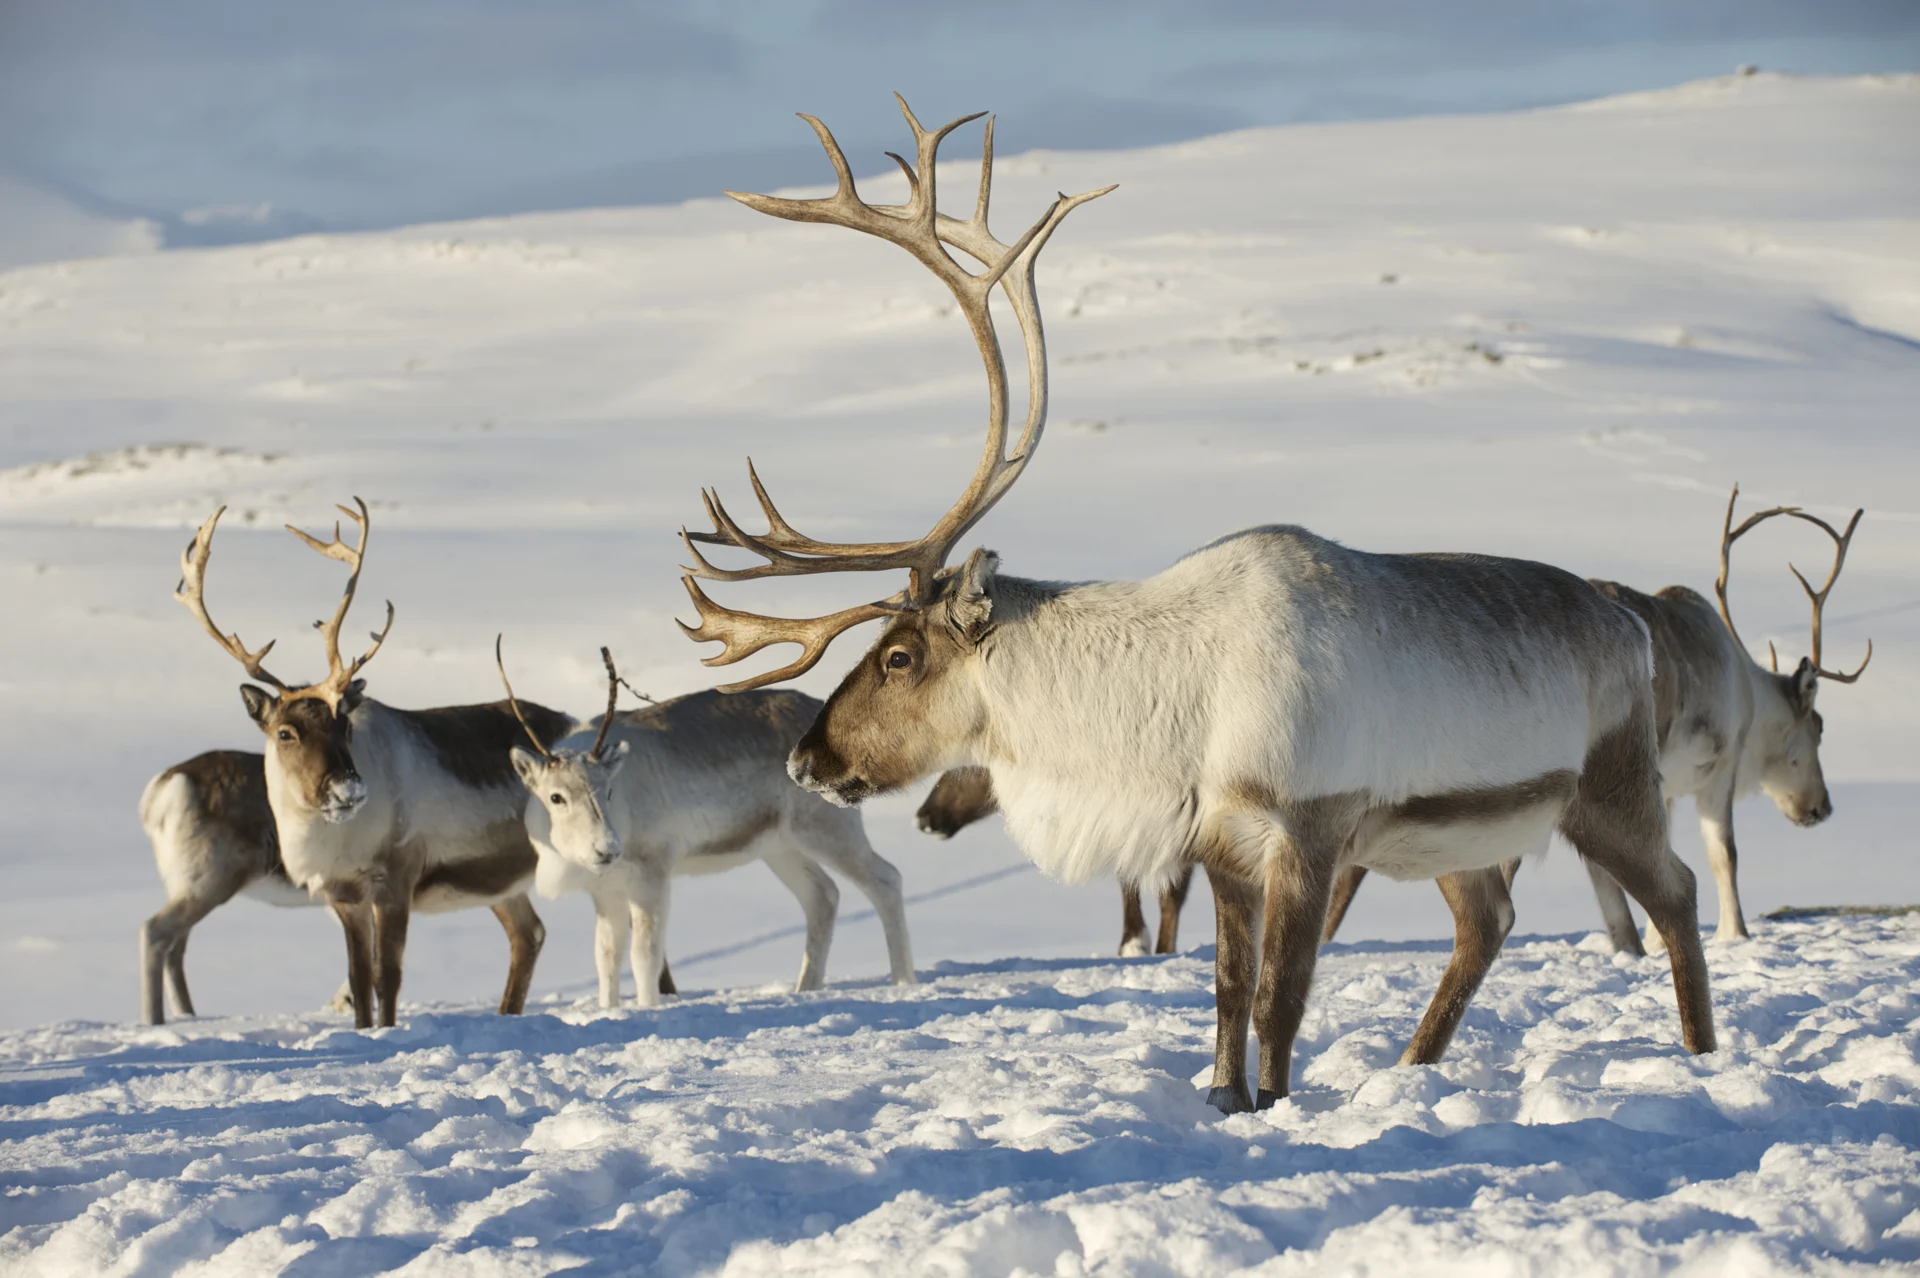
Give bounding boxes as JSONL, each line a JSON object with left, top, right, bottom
{"left": 504, "top": 650, "right": 915, "bottom": 1008}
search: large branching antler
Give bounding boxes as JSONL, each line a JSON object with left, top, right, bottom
{"left": 679, "top": 96, "right": 1113, "bottom": 692}
{"left": 285, "top": 497, "right": 395, "bottom": 704}
{"left": 178, "top": 498, "right": 394, "bottom": 709}
{"left": 1714, "top": 484, "right": 1871, "bottom": 683}
{"left": 176, "top": 506, "right": 294, "bottom": 695}
{"left": 1782, "top": 506, "right": 1872, "bottom": 683}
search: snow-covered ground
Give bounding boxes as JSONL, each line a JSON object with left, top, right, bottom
{"left": 2, "top": 71, "right": 1918, "bottom": 1273}
{"left": 4, "top": 915, "right": 1919, "bottom": 1275}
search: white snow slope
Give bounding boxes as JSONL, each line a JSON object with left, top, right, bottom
{"left": 2, "top": 72, "right": 1918, "bottom": 1273}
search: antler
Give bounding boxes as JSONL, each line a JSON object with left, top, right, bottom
{"left": 1715, "top": 484, "right": 1802, "bottom": 659}
{"left": 590, "top": 647, "right": 623, "bottom": 759}
{"left": 284, "top": 497, "right": 395, "bottom": 706}
{"left": 495, "top": 635, "right": 554, "bottom": 761}
{"left": 175, "top": 506, "right": 295, "bottom": 694}
{"left": 1714, "top": 484, "right": 1871, "bottom": 683}
{"left": 1783, "top": 506, "right": 1872, "bottom": 683}
{"left": 680, "top": 97, "right": 1113, "bottom": 691}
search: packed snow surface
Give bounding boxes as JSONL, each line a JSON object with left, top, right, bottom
{"left": 4, "top": 917, "right": 1920, "bottom": 1275}
{"left": 2, "top": 72, "right": 1919, "bottom": 1273}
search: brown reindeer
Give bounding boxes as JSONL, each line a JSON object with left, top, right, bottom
{"left": 1321, "top": 487, "right": 1870, "bottom": 955}
{"left": 917, "top": 766, "right": 1198, "bottom": 955}
{"left": 674, "top": 99, "right": 1714, "bottom": 1113}
{"left": 138, "top": 746, "right": 675, "bottom": 1024}
{"left": 174, "top": 500, "right": 567, "bottom": 1028}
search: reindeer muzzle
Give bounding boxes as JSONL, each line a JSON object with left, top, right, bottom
{"left": 321, "top": 775, "right": 368, "bottom": 822}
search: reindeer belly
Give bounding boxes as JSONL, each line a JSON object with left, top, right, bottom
{"left": 239, "top": 874, "right": 320, "bottom": 908}
{"left": 679, "top": 829, "right": 786, "bottom": 877}
{"left": 1349, "top": 772, "right": 1575, "bottom": 882}
{"left": 412, "top": 832, "right": 536, "bottom": 914}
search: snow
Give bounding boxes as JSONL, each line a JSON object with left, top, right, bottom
{"left": 2, "top": 71, "right": 1919, "bottom": 1272}
{"left": 4, "top": 915, "right": 1919, "bottom": 1274}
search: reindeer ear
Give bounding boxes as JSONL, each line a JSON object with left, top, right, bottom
{"left": 240, "top": 684, "right": 276, "bottom": 727}
{"left": 600, "top": 739, "right": 630, "bottom": 778}
{"left": 948, "top": 548, "right": 999, "bottom": 647}
{"left": 1792, "top": 657, "right": 1819, "bottom": 710}
{"left": 509, "top": 747, "right": 544, "bottom": 789}
{"left": 340, "top": 679, "right": 368, "bottom": 712}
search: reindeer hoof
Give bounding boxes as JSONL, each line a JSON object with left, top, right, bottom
{"left": 1255, "top": 1088, "right": 1285, "bottom": 1111}
{"left": 1206, "top": 1084, "right": 1255, "bottom": 1114}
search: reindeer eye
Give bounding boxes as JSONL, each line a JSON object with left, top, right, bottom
{"left": 276, "top": 728, "right": 296, "bottom": 743}
{"left": 550, "top": 793, "right": 567, "bottom": 806}
{"left": 887, "top": 649, "right": 913, "bottom": 671}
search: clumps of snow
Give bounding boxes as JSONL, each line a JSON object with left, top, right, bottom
{"left": 2, "top": 915, "right": 1916, "bottom": 1274}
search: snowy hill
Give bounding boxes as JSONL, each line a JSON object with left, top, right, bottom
{"left": 1, "top": 72, "right": 1918, "bottom": 1272}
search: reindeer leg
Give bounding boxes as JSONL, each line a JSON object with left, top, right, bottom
{"left": 591, "top": 884, "right": 629, "bottom": 1008}
{"left": 141, "top": 896, "right": 220, "bottom": 1025}
{"left": 765, "top": 850, "right": 839, "bottom": 993}
{"left": 793, "top": 814, "right": 915, "bottom": 985}
{"left": 628, "top": 862, "right": 672, "bottom": 1009}
{"left": 371, "top": 889, "right": 411, "bottom": 1028}
{"left": 1156, "top": 865, "right": 1195, "bottom": 954}
{"left": 492, "top": 894, "right": 544, "bottom": 1015}
{"left": 1401, "top": 868, "right": 1513, "bottom": 1064}
{"left": 1253, "top": 844, "right": 1339, "bottom": 1110}
{"left": 1118, "top": 883, "right": 1150, "bottom": 957}
{"left": 1205, "top": 869, "right": 1262, "bottom": 1114}
{"left": 1561, "top": 719, "right": 1716, "bottom": 1053}
{"left": 1699, "top": 778, "right": 1748, "bottom": 944}
{"left": 1321, "top": 865, "right": 1367, "bottom": 944}
{"left": 1586, "top": 860, "right": 1644, "bottom": 956}
{"left": 330, "top": 895, "right": 376, "bottom": 1030}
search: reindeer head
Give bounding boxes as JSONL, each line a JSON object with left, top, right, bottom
{"left": 177, "top": 500, "right": 394, "bottom": 823}
{"left": 503, "top": 643, "right": 631, "bottom": 868}
{"left": 1715, "top": 485, "right": 1871, "bottom": 829}
{"left": 675, "top": 98, "right": 1110, "bottom": 804}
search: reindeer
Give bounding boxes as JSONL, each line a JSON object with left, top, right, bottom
{"left": 1319, "top": 488, "right": 1871, "bottom": 954}
{"left": 174, "top": 500, "right": 568, "bottom": 1028}
{"left": 503, "top": 645, "right": 914, "bottom": 1008}
{"left": 917, "top": 766, "right": 1198, "bottom": 956}
{"left": 138, "top": 750, "right": 314, "bottom": 1024}
{"left": 673, "top": 98, "right": 1716, "bottom": 1114}
{"left": 136, "top": 745, "right": 638, "bottom": 1025}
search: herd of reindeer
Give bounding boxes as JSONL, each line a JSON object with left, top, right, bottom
{"left": 139, "top": 100, "right": 1873, "bottom": 1114}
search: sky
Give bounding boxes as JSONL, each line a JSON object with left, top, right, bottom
{"left": 1, "top": 0, "right": 1916, "bottom": 257}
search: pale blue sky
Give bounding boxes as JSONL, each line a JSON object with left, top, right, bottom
{"left": 2, "top": 0, "right": 1915, "bottom": 246}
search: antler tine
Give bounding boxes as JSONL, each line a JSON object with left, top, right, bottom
{"left": 677, "top": 576, "right": 900, "bottom": 693}
{"left": 494, "top": 635, "right": 554, "bottom": 761}
{"left": 1783, "top": 507, "right": 1873, "bottom": 683}
{"left": 174, "top": 506, "right": 294, "bottom": 692}
{"left": 591, "top": 647, "right": 622, "bottom": 758}
{"left": 286, "top": 497, "right": 392, "bottom": 700}
{"left": 701, "top": 102, "right": 1111, "bottom": 608}
{"left": 1713, "top": 484, "right": 1801, "bottom": 658}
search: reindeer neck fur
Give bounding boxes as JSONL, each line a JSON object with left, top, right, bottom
{"left": 269, "top": 697, "right": 543, "bottom": 894}
{"left": 963, "top": 527, "right": 1649, "bottom": 887}
{"left": 1735, "top": 659, "right": 1807, "bottom": 799}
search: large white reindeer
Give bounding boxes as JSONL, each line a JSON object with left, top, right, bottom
{"left": 1320, "top": 488, "right": 1871, "bottom": 954}
{"left": 175, "top": 500, "right": 567, "bottom": 1028}
{"left": 675, "top": 98, "right": 1716, "bottom": 1113}
{"left": 502, "top": 645, "right": 914, "bottom": 1008}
